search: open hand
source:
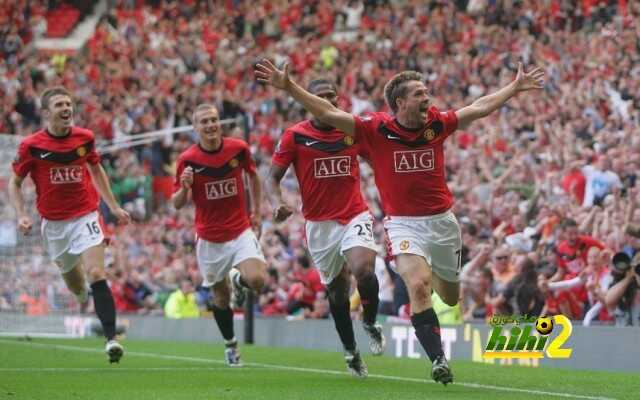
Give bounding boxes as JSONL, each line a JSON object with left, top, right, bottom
{"left": 255, "top": 59, "right": 291, "bottom": 90}
{"left": 513, "top": 62, "right": 545, "bottom": 92}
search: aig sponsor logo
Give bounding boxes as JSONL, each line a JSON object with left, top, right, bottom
{"left": 394, "top": 149, "right": 435, "bottom": 173}
{"left": 205, "top": 178, "right": 237, "bottom": 200}
{"left": 314, "top": 156, "right": 351, "bottom": 178}
{"left": 50, "top": 166, "right": 83, "bottom": 184}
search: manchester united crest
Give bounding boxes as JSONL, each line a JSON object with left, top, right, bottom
{"left": 344, "top": 136, "right": 354, "bottom": 146}
{"left": 76, "top": 146, "right": 86, "bottom": 157}
{"left": 229, "top": 158, "right": 239, "bottom": 168}
{"left": 424, "top": 129, "right": 435, "bottom": 141}
{"left": 399, "top": 240, "right": 410, "bottom": 251}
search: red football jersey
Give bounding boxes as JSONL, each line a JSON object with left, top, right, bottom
{"left": 354, "top": 106, "right": 458, "bottom": 216}
{"left": 174, "top": 138, "right": 256, "bottom": 243}
{"left": 12, "top": 127, "right": 101, "bottom": 221}
{"left": 272, "top": 120, "right": 368, "bottom": 224}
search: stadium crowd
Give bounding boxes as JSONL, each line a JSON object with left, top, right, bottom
{"left": 1, "top": 0, "right": 639, "bottom": 326}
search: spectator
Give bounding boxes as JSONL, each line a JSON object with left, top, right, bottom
{"left": 164, "top": 279, "right": 200, "bottom": 319}
{"left": 605, "top": 253, "right": 640, "bottom": 327}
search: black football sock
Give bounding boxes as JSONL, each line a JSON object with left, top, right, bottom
{"left": 90, "top": 280, "right": 116, "bottom": 341}
{"left": 357, "top": 272, "right": 380, "bottom": 326}
{"left": 328, "top": 297, "right": 356, "bottom": 352}
{"left": 411, "top": 308, "right": 444, "bottom": 362}
{"left": 212, "top": 305, "right": 235, "bottom": 341}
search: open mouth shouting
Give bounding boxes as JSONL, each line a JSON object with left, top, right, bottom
{"left": 58, "top": 110, "right": 72, "bottom": 124}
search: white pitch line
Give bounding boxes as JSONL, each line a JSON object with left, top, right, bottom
{"left": 0, "top": 339, "right": 616, "bottom": 400}
{"left": 0, "top": 367, "right": 243, "bottom": 372}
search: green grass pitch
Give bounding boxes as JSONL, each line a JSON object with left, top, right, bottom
{"left": 0, "top": 337, "right": 637, "bottom": 400}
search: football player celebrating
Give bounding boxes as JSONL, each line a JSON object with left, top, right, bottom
{"left": 172, "top": 103, "right": 267, "bottom": 366}
{"left": 9, "top": 86, "right": 131, "bottom": 363}
{"left": 269, "top": 79, "right": 385, "bottom": 377}
{"left": 256, "top": 59, "right": 544, "bottom": 384}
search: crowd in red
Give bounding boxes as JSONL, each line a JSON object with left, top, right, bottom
{"left": 1, "top": 0, "right": 639, "bottom": 325}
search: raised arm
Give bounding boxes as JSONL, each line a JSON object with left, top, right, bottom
{"left": 255, "top": 59, "right": 356, "bottom": 136}
{"left": 455, "top": 63, "right": 545, "bottom": 130}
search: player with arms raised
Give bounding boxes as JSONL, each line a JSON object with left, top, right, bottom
{"left": 255, "top": 60, "right": 544, "bottom": 384}
{"left": 269, "top": 79, "right": 385, "bottom": 377}
{"left": 172, "top": 103, "right": 267, "bottom": 366}
{"left": 9, "top": 86, "right": 131, "bottom": 363}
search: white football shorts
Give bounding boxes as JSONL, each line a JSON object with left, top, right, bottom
{"left": 41, "top": 211, "right": 105, "bottom": 273}
{"left": 305, "top": 211, "right": 378, "bottom": 285}
{"left": 196, "top": 228, "right": 266, "bottom": 287}
{"left": 384, "top": 210, "right": 462, "bottom": 283}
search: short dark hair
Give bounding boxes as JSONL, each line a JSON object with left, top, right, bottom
{"left": 307, "top": 78, "right": 336, "bottom": 94}
{"left": 297, "top": 255, "right": 310, "bottom": 269}
{"left": 562, "top": 219, "right": 578, "bottom": 229}
{"left": 383, "top": 71, "right": 424, "bottom": 113}
{"left": 191, "top": 103, "right": 218, "bottom": 124}
{"left": 40, "top": 86, "right": 72, "bottom": 111}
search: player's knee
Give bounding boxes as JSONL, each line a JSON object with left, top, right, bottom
{"left": 246, "top": 273, "right": 265, "bottom": 292}
{"left": 407, "top": 276, "right": 431, "bottom": 303}
{"left": 212, "top": 283, "right": 231, "bottom": 308}
{"left": 351, "top": 260, "right": 375, "bottom": 282}
{"left": 87, "top": 266, "right": 106, "bottom": 283}
{"left": 213, "top": 292, "right": 230, "bottom": 308}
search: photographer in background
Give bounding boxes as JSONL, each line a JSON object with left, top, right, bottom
{"left": 605, "top": 253, "right": 640, "bottom": 327}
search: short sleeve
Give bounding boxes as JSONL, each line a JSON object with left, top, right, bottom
{"left": 86, "top": 140, "right": 101, "bottom": 165}
{"left": 12, "top": 141, "right": 34, "bottom": 178}
{"left": 173, "top": 157, "right": 186, "bottom": 193}
{"left": 271, "top": 131, "right": 296, "bottom": 168}
{"left": 242, "top": 144, "right": 257, "bottom": 174}
{"left": 439, "top": 110, "right": 458, "bottom": 135}
{"left": 353, "top": 113, "right": 379, "bottom": 157}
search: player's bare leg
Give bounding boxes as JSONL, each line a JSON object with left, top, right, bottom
{"left": 327, "top": 266, "right": 367, "bottom": 377}
{"left": 396, "top": 254, "right": 452, "bottom": 385}
{"left": 61, "top": 262, "right": 90, "bottom": 313}
{"left": 344, "top": 247, "right": 385, "bottom": 355}
{"left": 80, "top": 243, "right": 122, "bottom": 363}
{"left": 211, "top": 278, "right": 241, "bottom": 366}
{"left": 431, "top": 274, "right": 460, "bottom": 307}
{"left": 230, "top": 258, "right": 267, "bottom": 309}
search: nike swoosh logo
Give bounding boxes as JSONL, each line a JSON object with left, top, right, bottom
{"left": 305, "top": 141, "right": 319, "bottom": 146}
{"left": 387, "top": 135, "right": 401, "bottom": 140}
{"left": 195, "top": 167, "right": 205, "bottom": 173}
{"left": 40, "top": 152, "right": 52, "bottom": 158}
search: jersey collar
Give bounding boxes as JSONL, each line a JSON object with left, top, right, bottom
{"left": 45, "top": 127, "right": 72, "bottom": 139}
{"left": 198, "top": 139, "right": 224, "bottom": 154}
